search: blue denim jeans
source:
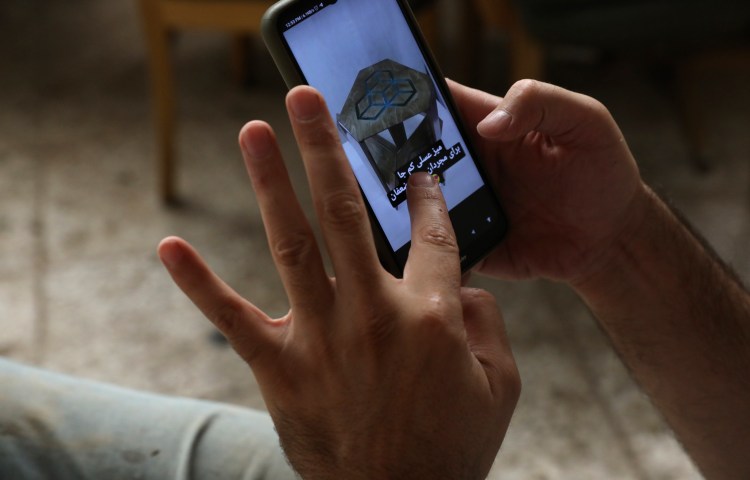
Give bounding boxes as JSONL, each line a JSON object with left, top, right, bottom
{"left": 0, "top": 359, "right": 296, "bottom": 479}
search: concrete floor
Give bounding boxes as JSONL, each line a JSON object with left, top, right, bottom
{"left": 2, "top": 1, "right": 749, "bottom": 478}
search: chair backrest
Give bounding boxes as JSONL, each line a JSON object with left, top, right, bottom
{"left": 147, "top": 0, "right": 276, "bottom": 32}
{"left": 513, "top": 0, "right": 750, "bottom": 50}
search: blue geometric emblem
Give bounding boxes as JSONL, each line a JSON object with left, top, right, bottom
{"left": 355, "top": 70, "right": 417, "bottom": 121}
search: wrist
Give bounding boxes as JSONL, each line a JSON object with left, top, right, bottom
{"left": 566, "top": 183, "right": 750, "bottom": 480}
{"left": 569, "top": 182, "right": 657, "bottom": 301}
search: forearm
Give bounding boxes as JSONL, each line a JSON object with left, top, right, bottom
{"left": 573, "top": 185, "right": 750, "bottom": 479}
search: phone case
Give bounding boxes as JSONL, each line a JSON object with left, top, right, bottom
{"left": 259, "top": 0, "right": 507, "bottom": 276}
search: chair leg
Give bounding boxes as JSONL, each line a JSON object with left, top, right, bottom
{"left": 504, "top": 2, "right": 544, "bottom": 81}
{"left": 138, "top": 0, "right": 178, "bottom": 203}
{"left": 416, "top": 4, "right": 440, "bottom": 59}
{"left": 458, "top": 0, "right": 483, "bottom": 84}
{"left": 649, "top": 60, "right": 711, "bottom": 174}
{"left": 473, "top": 0, "right": 545, "bottom": 84}
{"left": 675, "top": 60, "right": 711, "bottom": 173}
{"left": 230, "top": 33, "right": 251, "bottom": 86}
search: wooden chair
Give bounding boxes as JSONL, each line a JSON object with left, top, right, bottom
{"left": 473, "top": 0, "right": 544, "bottom": 82}
{"left": 138, "top": 0, "right": 273, "bottom": 203}
{"left": 472, "top": 0, "right": 750, "bottom": 172}
{"left": 138, "top": 0, "right": 441, "bottom": 203}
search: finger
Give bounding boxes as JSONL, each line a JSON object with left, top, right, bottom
{"left": 402, "top": 173, "right": 461, "bottom": 295}
{"left": 239, "top": 121, "right": 333, "bottom": 312}
{"left": 476, "top": 79, "right": 621, "bottom": 146}
{"left": 285, "top": 86, "right": 382, "bottom": 286}
{"left": 460, "top": 288, "right": 511, "bottom": 351}
{"left": 447, "top": 78, "right": 502, "bottom": 129}
{"left": 460, "top": 288, "right": 520, "bottom": 401}
{"left": 158, "top": 236, "right": 281, "bottom": 364}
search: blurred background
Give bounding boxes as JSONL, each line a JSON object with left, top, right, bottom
{"left": 1, "top": 0, "right": 749, "bottom": 478}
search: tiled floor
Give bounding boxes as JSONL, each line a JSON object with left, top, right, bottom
{"left": 2, "top": 1, "right": 748, "bottom": 478}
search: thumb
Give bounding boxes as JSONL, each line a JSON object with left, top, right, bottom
{"left": 460, "top": 288, "right": 513, "bottom": 363}
{"left": 460, "top": 288, "right": 521, "bottom": 398}
{"left": 476, "top": 79, "right": 621, "bottom": 146}
{"left": 447, "top": 78, "right": 503, "bottom": 130}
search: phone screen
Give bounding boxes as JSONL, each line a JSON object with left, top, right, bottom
{"left": 276, "top": 0, "right": 506, "bottom": 271}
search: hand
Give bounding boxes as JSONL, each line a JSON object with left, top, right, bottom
{"left": 158, "top": 87, "right": 520, "bottom": 479}
{"left": 449, "top": 79, "right": 649, "bottom": 283}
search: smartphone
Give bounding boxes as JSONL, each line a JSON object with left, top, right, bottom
{"left": 262, "top": 0, "right": 508, "bottom": 276}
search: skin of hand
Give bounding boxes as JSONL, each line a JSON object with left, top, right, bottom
{"left": 158, "top": 87, "right": 521, "bottom": 479}
{"left": 450, "top": 79, "right": 648, "bottom": 284}
{"left": 457, "top": 79, "right": 750, "bottom": 479}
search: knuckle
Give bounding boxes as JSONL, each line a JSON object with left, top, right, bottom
{"left": 461, "top": 288, "right": 501, "bottom": 316}
{"left": 410, "top": 186, "right": 442, "bottom": 202}
{"left": 272, "top": 231, "right": 314, "bottom": 268}
{"left": 417, "top": 294, "right": 458, "bottom": 334}
{"left": 208, "top": 299, "right": 246, "bottom": 336}
{"left": 209, "top": 301, "right": 270, "bottom": 366}
{"left": 321, "top": 190, "right": 364, "bottom": 230}
{"left": 501, "top": 361, "right": 522, "bottom": 402}
{"left": 416, "top": 222, "right": 458, "bottom": 251}
{"left": 299, "top": 123, "right": 339, "bottom": 149}
{"left": 586, "top": 97, "right": 612, "bottom": 121}
{"left": 463, "top": 288, "right": 496, "bottom": 304}
{"left": 510, "top": 78, "right": 542, "bottom": 99}
{"left": 481, "top": 352, "right": 522, "bottom": 403}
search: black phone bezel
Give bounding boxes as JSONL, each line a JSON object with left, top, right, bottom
{"left": 261, "top": 0, "right": 508, "bottom": 276}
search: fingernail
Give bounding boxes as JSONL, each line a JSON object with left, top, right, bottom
{"left": 159, "top": 238, "right": 184, "bottom": 269}
{"left": 241, "top": 122, "right": 273, "bottom": 160}
{"left": 477, "top": 109, "right": 511, "bottom": 137}
{"left": 288, "top": 89, "right": 322, "bottom": 121}
{"left": 409, "top": 172, "right": 437, "bottom": 187}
